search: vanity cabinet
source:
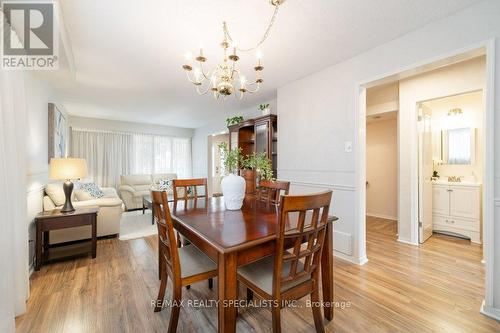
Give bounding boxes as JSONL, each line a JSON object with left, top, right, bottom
{"left": 432, "top": 183, "right": 481, "bottom": 243}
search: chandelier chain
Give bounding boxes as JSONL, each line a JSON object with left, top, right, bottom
{"left": 223, "top": 3, "right": 280, "bottom": 52}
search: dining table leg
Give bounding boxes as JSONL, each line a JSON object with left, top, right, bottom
{"left": 218, "top": 252, "right": 237, "bottom": 333}
{"left": 321, "top": 221, "right": 334, "bottom": 320}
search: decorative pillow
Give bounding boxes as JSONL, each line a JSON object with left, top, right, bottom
{"left": 158, "top": 179, "right": 173, "bottom": 191}
{"left": 78, "top": 182, "right": 104, "bottom": 199}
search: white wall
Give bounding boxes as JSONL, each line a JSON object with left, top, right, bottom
{"left": 191, "top": 99, "right": 276, "bottom": 178}
{"left": 398, "top": 56, "right": 485, "bottom": 243}
{"left": 366, "top": 118, "right": 398, "bottom": 220}
{"left": 277, "top": 0, "right": 500, "bottom": 313}
{"left": 25, "top": 73, "right": 61, "bottom": 270}
{"left": 425, "top": 91, "right": 484, "bottom": 182}
{"left": 69, "top": 116, "right": 194, "bottom": 138}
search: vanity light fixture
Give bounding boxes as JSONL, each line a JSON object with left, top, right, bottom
{"left": 447, "top": 108, "right": 463, "bottom": 116}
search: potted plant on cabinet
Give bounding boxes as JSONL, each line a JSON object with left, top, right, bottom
{"left": 218, "top": 142, "right": 246, "bottom": 210}
{"left": 259, "top": 103, "right": 271, "bottom": 115}
{"left": 240, "top": 153, "right": 274, "bottom": 194}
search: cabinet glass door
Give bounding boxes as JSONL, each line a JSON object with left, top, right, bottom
{"left": 255, "top": 122, "right": 269, "bottom": 154}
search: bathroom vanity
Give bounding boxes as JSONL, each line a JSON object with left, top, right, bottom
{"left": 432, "top": 181, "right": 481, "bottom": 243}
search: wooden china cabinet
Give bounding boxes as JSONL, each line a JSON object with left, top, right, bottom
{"left": 228, "top": 114, "right": 278, "bottom": 190}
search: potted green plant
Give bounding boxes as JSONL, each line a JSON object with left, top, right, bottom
{"left": 218, "top": 142, "right": 246, "bottom": 210}
{"left": 259, "top": 103, "right": 271, "bottom": 115}
{"left": 225, "top": 116, "right": 244, "bottom": 128}
{"left": 240, "top": 153, "right": 274, "bottom": 193}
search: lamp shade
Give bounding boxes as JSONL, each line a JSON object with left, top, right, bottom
{"left": 49, "top": 158, "right": 87, "bottom": 180}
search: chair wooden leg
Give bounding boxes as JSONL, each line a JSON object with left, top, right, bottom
{"left": 310, "top": 288, "right": 325, "bottom": 333}
{"left": 271, "top": 305, "right": 281, "bottom": 333}
{"left": 208, "top": 278, "right": 213, "bottom": 290}
{"left": 168, "top": 284, "right": 182, "bottom": 333}
{"left": 246, "top": 288, "right": 253, "bottom": 301}
{"left": 154, "top": 273, "right": 168, "bottom": 312}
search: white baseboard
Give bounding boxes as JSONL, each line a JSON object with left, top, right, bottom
{"left": 366, "top": 213, "right": 397, "bottom": 221}
{"left": 480, "top": 300, "right": 500, "bottom": 321}
{"left": 397, "top": 237, "right": 418, "bottom": 246}
{"left": 334, "top": 250, "right": 369, "bottom": 265}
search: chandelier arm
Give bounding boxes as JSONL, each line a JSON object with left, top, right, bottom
{"left": 244, "top": 83, "right": 261, "bottom": 94}
{"left": 224, "top": 4, "right": 280, "bottom": 53}
{"left": 199, "top": 62, "right": 214, "bottom": 80}
{"left": 195, "top": 82, "right": 213, "bottom": 95}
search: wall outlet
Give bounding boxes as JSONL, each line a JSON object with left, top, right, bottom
{"left": 344, "top": 141, "right": 353, "bottom": 153}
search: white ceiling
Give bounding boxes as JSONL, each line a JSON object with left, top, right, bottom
{"left": 37, "top": 0, "right": 482, "bottom": 128}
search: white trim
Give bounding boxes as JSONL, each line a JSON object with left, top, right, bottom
{"left": 366, "top": 213, "right": 398, "bottom": 221}
{"left": 397, "top": 237, "right": 419, "bottom": 246}
{"left": 334, "top": 251, "right": 369, "bottom": 265}
{"left": 480, "top": 301, "right": 500, "bottom": 322}
{"left": 354, "top": 39, "right": 496, "bottom": 314}
{"left": 482, "top": 39, "right": 495, "bottom": 310}
{"left": 290, "top": 181, "right": 355, "bottom": 192}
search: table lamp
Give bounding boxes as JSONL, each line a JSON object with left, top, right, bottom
{"left": 49, "top": 158, "right": 87, "bottom": 213}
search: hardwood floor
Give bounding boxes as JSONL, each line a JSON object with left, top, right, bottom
{"left": 16, "top": 216, "right": 499, "bottom": 332}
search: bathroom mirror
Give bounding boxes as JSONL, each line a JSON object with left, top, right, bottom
{"left": 441, "top": 128, "right": 476, "bottom": 165}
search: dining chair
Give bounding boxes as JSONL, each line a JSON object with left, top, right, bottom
{"left": 151, "top": 190, "right": 217, "bottom": 333}
{"left": 237, "top": 191, "right": 333, "bottom": 333}
{"left": 171, "top": 178, "right": 213, "bottom": 289}
{"left": 172, "top": 178, "right": 208, "bottom": 202}
{"left": 257, "top": 180, "right": 290, "bottom": 204}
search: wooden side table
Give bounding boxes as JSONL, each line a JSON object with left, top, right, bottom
{"left": 34, "top": 207, "right": 99, "bottom": 271}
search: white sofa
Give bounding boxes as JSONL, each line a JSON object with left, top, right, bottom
{"left": 118, "top": 173, "right": 177, "bottom": 210}
{"left": 43, "top": 183, "right": 124, "bottom": 244}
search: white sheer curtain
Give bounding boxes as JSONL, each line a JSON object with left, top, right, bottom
{"left": 71, "top": 130, "right": 132, "bottom": 187}
{"left": 71, "top": 129, "right": 192, "bottom": 187}
{"left": 0, "top": 14, "right": 29, "bottom": 332}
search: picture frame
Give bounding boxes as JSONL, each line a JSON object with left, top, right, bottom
{"left": 48, "top": 103, "right": 67, "bottom": 162}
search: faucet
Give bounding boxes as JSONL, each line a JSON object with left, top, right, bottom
{"left": 447, "top": 176, "right": 462, "bottom": 183}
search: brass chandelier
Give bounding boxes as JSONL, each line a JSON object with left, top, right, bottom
{"left": 182, "top": 0, "right": 285, "bottom": 100}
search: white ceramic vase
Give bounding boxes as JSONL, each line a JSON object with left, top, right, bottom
{"left": 221, "top": 173, "right": 246, "bottom": 210}
{"left": 261, "top": 107, "right": 271, "bottom": 115}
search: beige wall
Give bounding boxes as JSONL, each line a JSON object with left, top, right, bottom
{"left": 423, "top": 91, "right": 484, "bottom": 182}
{"left": 366, "top": 118, "right": 398, "bottom": 220}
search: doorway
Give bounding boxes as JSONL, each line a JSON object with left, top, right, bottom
{"left": 417, "top": 90, "right": 484, "bottom": 244}
{"left": 207, "top": 133, "right": 229, "bottom": 197}
{"left": 365, "top": 82, "right": 399, "bottom": 240}
{"left": 356, "top": 43, "right": 494, "bottom": 316}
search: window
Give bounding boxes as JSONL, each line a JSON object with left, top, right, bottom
{"left": 72, "top": 129, "right": 192, "bottom": 187}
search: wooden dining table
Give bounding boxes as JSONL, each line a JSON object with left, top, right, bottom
{"left": 169, "top": 196, "right": 338, "bottom": 333}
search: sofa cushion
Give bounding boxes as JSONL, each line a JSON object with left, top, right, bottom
{"left": 74, "top": 189, "right": 93, "bottom": 201}
{"left": 45, "top": 183, "right": 67, "bottom": 206}
{"left": 121, "top": 174, "right": 152, "bottom": 186}
{"left": 73, "top": 197, "right": 123, "bottom": 208}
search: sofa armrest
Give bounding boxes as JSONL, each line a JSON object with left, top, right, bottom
{"left": 118, "top": 185, "right": 135, "bottom": 193}
{"left": 101, "top": 187, "right": 119, "bottom": 198}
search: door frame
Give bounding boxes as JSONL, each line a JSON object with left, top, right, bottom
{"left": 355, "top": 39, "right": 495, "bottom": 314}
{"left": 207, "top": 132, "right": 229, "bottom": 197}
